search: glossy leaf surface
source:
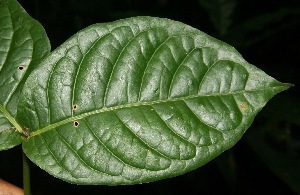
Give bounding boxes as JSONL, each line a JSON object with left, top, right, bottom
{"left": 0, "top": 0, "right": 50, "bottom": 150}
{"left": 17, "top": 17, "right": 290, "bottom": 184}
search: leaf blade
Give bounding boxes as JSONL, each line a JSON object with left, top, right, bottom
{"left": 18, "top": 17, "right": 291, "bottom": 184}
{"left": 0, "top": 0, "right": 50, "bottom": 150}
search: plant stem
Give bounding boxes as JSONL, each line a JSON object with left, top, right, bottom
{"left": 22, "top": 151, "right": 31, "bottom": 195}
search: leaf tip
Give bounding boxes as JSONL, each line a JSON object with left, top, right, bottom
{"left": 276, "top": 82, "right": 294, "bottom": 92}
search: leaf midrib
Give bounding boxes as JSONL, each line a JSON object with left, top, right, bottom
{"left": 29, "top": 86, "right": 287, "bottom": 138}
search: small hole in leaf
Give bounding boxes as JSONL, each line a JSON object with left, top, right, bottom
{"left": 74, "top": 121, "right": 79, "bottom": 127}
{"left": 17, "top": 66, "right": 24, "bottom": 71}
{"left": 72, "top": 104, "right": 78, "bottom": 110}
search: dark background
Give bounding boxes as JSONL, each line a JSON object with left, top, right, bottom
{"left": 1, "top": 0, "right": 300, "bottom": 194}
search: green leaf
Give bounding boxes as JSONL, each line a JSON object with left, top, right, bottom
{"left": 0, "top": 0, "right": 50, "bottom": 150}
{"left": 16, "top": 17, "right": 291, "bottom": 184}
